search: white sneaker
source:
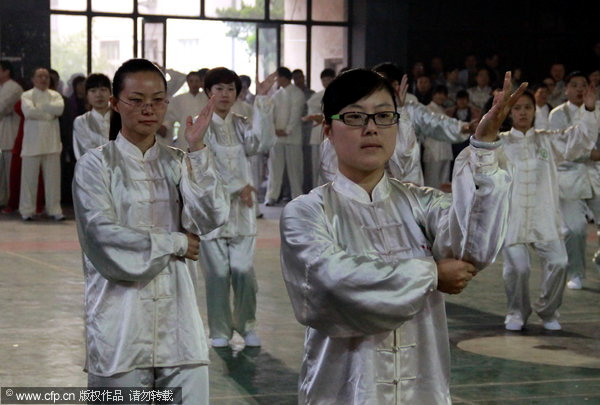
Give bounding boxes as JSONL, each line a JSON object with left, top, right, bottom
{"left": 504, "top": 314, "right": 524, "bottom": 331}
{"left": 243, "top": 331, "right": 261, "bottom": 347}
{"left": 53, "top": 214, "right": 66, "bottom": 221}
{"left": 211, "top": 338, "right": 229, "bottom": 348}
{"left": 566, "top": 277, "right": 582, "bottom": 290}
{"left": 543, "top": 319, "right": 562, "bottom": 331}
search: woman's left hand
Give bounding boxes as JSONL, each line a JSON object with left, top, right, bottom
{"left": 584, "top": 82, "right": 597, "bottom": 111}
{"left": 256, "top": 72, "right": 278, "bottom": 96}
{"left": 185, "top": 96, "right": 217, "bottom": 152}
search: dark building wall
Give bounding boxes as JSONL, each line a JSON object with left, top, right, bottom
{"left": 352, "top": 0, "right": 599, "bottom": 82}
{"left": 0, "top": 0, "right": 51, "bottom": 85}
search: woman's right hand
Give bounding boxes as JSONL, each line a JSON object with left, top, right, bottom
{"left": 436, "top": 258, "right": 477, "bottom": 294}
{"left": 185, "top": 233, "right": 200, "bottom": 261}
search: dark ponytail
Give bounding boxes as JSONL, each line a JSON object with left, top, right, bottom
{"left": 108, "top": 58, "right": 167, "bottom": 140}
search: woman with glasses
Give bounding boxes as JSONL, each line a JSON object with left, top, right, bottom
{"left": 72, "top": 58, "right": 228, "bottom": 403}
{"left": 280, "top": 68, "right": 523, "bottom": 404}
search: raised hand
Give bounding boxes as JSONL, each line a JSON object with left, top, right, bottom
{"left": 395, "top": 74, "right": 409, "bottom": 107}
{"left": 302, "top": 113, "right": 324, "bottom": 126}
{"left": 584, "top": 82, "right": 597, "bottom": 110}
{"left": 474, "top": 71, "right": 528, "bottom": 142}
{"left": 185, "top": 96, "right": 217, "bottom": 152}
{"left": 436, "top": 258, "right": 477, "bottom": 294}
{"left": 256, "top": 72, "right": 278, "bottom": 96}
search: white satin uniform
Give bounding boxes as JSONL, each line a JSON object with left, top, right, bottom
{"left": 0, "top": 78, "right": 23, "bottom": 206}
{"left": 281, "top": 145, "right": 511, "bottom": 404}
{"left": 72, "top": 109, "right": 110, "bottom": 160}
{"left": 550, "top": 102, "right": 600, "bottom": 280}
{"left": 199, "top": 96, "right": 276, "bottom": 340}
{"left": 501, "top": 115, "right": 598, "bottom": 323}
{"left": 267, "top": 84, "right": 305, "bottom": 200}
{"left": 422, "top": 102, "right": 453, "bottom": 188}
{"left": 20, "top": 87, "right": 64, "bottom": 217}
{"left": 73, "top": 134, "right": 228, "bottom": 397}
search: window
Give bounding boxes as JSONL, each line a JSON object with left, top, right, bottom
{"left": 51, "top": 14, "right": 87, "bottom": 81}
{"left": 92, "top": 17, "right": 134, "bottom": 78}
{"left": 51, "top": 0, "right": 349, "bottom": 91}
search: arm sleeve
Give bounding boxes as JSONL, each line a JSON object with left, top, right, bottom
{"left": 40, "top": 92, "right": 65, "bottom": 117}
{"left": 550, "top": 110, "right": 599, "bottom": 162}
{"left": 407, "top": 101, "right": 468, "bottom": 143}
{"left": 21, "top": 92, "right": 53, "bottom": 120}
{"left": 0, "top": 83, "right": 23, "bottom": 118}
{"left": 387, "top": 107, "right": 424, "bottom": 185}
{"left": 243, "top": 95, "right": 277, "bottom": 155}
{"left": 414, "top": 146, "right": 512, "bottom": 270}
{"left": 73, "top": 151, "right": 189, "bottom": 283}
{"left": 280, "top": 196, "right": 438, "bottom": 338}
{"left": 179, "top": 147, "right": 230, "bottom": 236}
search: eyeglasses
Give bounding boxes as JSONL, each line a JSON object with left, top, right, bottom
{"left": 331, "top": 111, "right": 399, "bottom": 127}
{"left": 118, "top": 97, "right": 169, "bottom": 110}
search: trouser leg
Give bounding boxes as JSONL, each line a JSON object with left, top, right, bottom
{"left": 284, "top": 144, "right": 304, "bottom": 198}
{"left": 311, "top": 144, "right": 321, "bottom": 189}
{"left": 502, "top": 243, "right": 532, "bottom": 322}
{"left": 198, "top": 238, "right": 233, "bottom": 340}
{"left": 41, "top": 153, "right": 62, "bottom": 216}
{"left": 229, "top": 236, "right": 258, "bottom": 335}
{"left": 585, "top": 193, "right": 600, "bottom": 268}
{"left": 155, "top": 365, "right": 209, "bottom": 405}
{"left": 0, "top": 150, "right": 11, "bottom": 206}
{"left": 531, "top": 239, "right": 568, "bottom": 321}
{"left": 266, "top": 144, "right": 285, "bottom": 201}
{"left": 559, "top": 198, "right": 588, "bottom": 280}
{"left": 19, "top": 155, "right": 41, "bottom": 218}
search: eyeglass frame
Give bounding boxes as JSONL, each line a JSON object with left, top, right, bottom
{"left": 330, "top": 111, "right": 400, "bottom": 127}
{"left": 117, "top": 97, "right": 170, "bottom": 110}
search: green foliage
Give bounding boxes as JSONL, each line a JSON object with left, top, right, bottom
{"left": 51, "top": 31, "right": 88, "bottom": 79}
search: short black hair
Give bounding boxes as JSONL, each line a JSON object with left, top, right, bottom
{"left": 292, "top": 69, "right": 304, "bottom": 76}
{"left": 322, "top": 68, "right": 397, "bottom": 125}
{"left": 456, "top": 89, "right": 469, "bottom": 100}
{"left": 320, "top": 68, "right": 336, "bottom": 79}
{"left": 198, "top": 68, "right": 209, "bottom": 79}
{"left": 239, "top": 75, "right": 251, "bottom": 87}
{"left": 277, "top": 67, "right": 292, "bottom": 80}
{"left": 186, "top": 71, "right": 201, "bottom": 80}
{"left": 0, "top": 60, "right": 14, "bottom": 77}
{"left": 203, "top": 67, "right": 242, "bottom": 96}
{"left": 564, "top": 70, "right": 588, "bottom": 86}
{"left": 432, "top": 85, "right": 448, "bottom": 95}
{"left": 372, "top": 62, "right": 404, "bottom": 84}
{"left": 85, "top": 73, "right": 111, "bottom": 93}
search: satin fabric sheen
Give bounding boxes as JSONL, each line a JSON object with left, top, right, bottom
{"left": 73, "top": 134, "right": 229, "bottom": 377}
{"left": 281, "top": 146, "right": 511, "bottom": 404}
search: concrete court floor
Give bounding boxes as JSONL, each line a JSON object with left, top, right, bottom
{"left": 1, "top": 206, "right": 600, "bottom": 405}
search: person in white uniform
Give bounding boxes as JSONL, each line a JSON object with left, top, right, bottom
{"left": 0, "top": 60, "right": 23, "bottom": 208}
{"left": 533, "top": 83, "right": 552, "bottom": 130}
{"left": 72, "top": 58, "right": 229, "bottom": 404}
{"left": 197, "top": 68, "right": 277, "bottom": 348}
{"left": 19, "top": 67, "right": 65, "bottom": 221}
{"left": 265, "top": 67, "right": 305, "bottom": 204}
{"left": 423, "top": 85, "right": 454, "bottom": 188}
{"left": 72, "top": 73, "right": 111, "bottom": 160}
{"left": 162, "top": 71, "right": 208, "bottom": 150}
{"left": 550, "top": 71, "right": 600, "bottom": 290}
{"left": 501, "top": 89, "right": 599, "bottom": 331}
{"left": 303, "top": 68, "right": 336, "bottom": 189}
{"left": 281, "top": 69, "right": 523, "bottom": 404}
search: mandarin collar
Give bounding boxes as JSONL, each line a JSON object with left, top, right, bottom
{"left": 211, "top": 111, "right": 233, "bottom": 126}
{"left": 91, "top": 108, "right": 110, "bottom": 122}
{"left": 115, "top": 132, "right": 159, "bottom": 161}
{"left": 332, "top": 170, "right": 390, "bottom": 204}
{"left": 509, "top": 126, "right": 535, "bottom": 139}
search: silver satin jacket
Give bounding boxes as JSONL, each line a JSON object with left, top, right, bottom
{"left": 203, "top": 95, "right": 276, "bottom": 239}
{"left": 73, "top": 134, "right": 229, "bottom": 377}
{"left": 501, "top": 114, "right": 598, "bottom": 246}
{"left": 281, "top": 146, "right": 511, "bottom": 404}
